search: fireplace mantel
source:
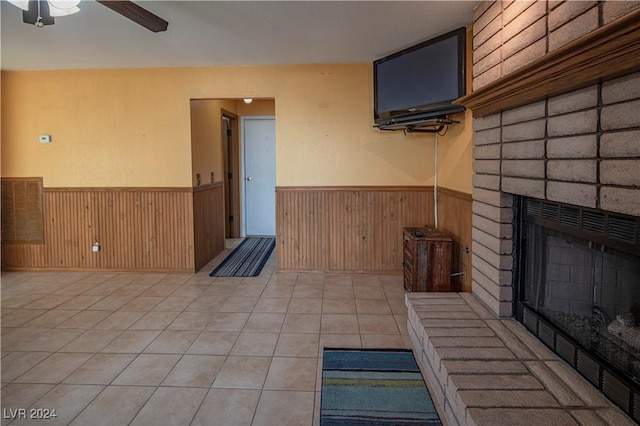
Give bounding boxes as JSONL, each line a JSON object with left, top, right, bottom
{"left": 455, "top": 8, "right": 640, "bottom": 117}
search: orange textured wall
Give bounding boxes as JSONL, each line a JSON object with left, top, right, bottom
{"left": 1, "top": 64, "right": 472, "bottom": 192}
{"left": 236, "top": 99, "right": 275, "bottom": 117}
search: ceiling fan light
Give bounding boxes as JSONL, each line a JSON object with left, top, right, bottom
{"left": 47, "top": 0, "right": 81, "bottom": 16}
{"left": 48, "top": 0, "right": 80, "bottom": 9}
{"left": 7, "top": 0, "right": 30, "bottom": 11}
{"left": 48, "top": 5, "right": 80, "bottom": 16}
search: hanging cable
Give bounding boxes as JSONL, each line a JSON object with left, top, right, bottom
{"left": 434, "top": 132, "right": 438, "bottom": 229}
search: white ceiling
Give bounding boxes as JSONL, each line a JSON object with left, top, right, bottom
{"left": 0, "top": 0, "right": 478, "bottom": 71}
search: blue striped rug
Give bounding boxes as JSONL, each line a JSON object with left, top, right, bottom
{"left": 209, "top": 237, "right": 275, "bottom": 277}
{"left": 321, "top": 349, "right": 442, "bottom": 426}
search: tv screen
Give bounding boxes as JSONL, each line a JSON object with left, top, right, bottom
{"left": 374, "top": 27, "right": 466, "bottom": 126}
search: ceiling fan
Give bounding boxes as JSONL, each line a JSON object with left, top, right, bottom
{"left": 9, "top": 0, "right": 168, "bottom": 32}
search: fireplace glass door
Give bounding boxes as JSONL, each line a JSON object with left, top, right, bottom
{"left": 521, "top": 222, "right": 640, "bottom": 383}
{"left": 518, "top": 198, "right": 640, "bottom": 418}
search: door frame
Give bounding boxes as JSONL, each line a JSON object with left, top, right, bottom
{"left": 221, "top": 109, "right": 241, "bottom": 238}
{"left": 241, "top": 115, "right": 276, "bottom": 237}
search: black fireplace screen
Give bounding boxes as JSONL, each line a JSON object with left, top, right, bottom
{"left": 518, "top": 198, "right": 640, "bottom": 418}
{"left": 521, "top": 222, "right": 640, "bottom": 381}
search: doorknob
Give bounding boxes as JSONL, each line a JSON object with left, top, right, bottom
{"left": 246, "top": 176, "right": 252, "bottom": 181}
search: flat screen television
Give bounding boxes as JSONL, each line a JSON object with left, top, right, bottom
{"left": 373, "top": 27, "right": 466, "bottom": 127}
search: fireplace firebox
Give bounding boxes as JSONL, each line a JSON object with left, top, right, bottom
{"left": 516, "top": 197, "right": 640, "bottom": 420}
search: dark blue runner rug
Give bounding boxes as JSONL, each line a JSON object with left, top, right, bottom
{"left": 209, "top": 237, "right": 275, "bottom": 277}
{"left": 321, "top": 348, "right": 442, "bottom": 426}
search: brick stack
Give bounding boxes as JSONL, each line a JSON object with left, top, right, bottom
{"left": 470, "top": 0, "right": 640, "bottom": 317}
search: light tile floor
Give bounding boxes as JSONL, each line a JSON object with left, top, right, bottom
{"left": 1, "top": 249, "right": 411, "bottom": 425}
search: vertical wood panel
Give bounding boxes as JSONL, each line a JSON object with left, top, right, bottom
{"left": 193, "top": 183, "right": 225, "bottom": 272}
{"left": 276, "top": 186, "right": 434, "bottom": 273}
{"left": 435, "top": 188, "right": 473, "bottom": 293}
{"left": 275, "top": 186, "right": 472, "bottom": 283}
{"left": 1, "top": 187, "right": 195, "bottom": 272}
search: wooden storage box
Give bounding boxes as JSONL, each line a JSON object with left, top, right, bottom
{"left": 403, "top": 227, "right": 452, "bottom": 292}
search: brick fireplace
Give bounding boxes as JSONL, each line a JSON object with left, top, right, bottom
{"left": 468, "top": 1, "right": 640, "bottom": 318}
{"left": 406, "top": 1, "right": 640, "bottom": 424}
{"left": 471, "top": 73, "right": 640, "bottom": 317}
{"left": 468, "top": 0, "right": 640, "bottom": 413}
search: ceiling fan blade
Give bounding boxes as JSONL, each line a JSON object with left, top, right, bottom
{"left": 23, "top": 0, "right": 55, "bottom": 26}
{"left": 97, "top": 1, "right": 168, "bottom": 33}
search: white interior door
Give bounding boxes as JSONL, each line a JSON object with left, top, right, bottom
{"left": 243, "top": 117, "right": 276, "bottom": 236}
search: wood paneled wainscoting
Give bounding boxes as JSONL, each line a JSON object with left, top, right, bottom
{"left": 193, "top": 182, "right": 225, "bottom": 271}
{"left": 276, "top": 186, "right": 472, "bottom": 292}
{"left": 1, "top": 184, "right": 226, "bottom": 272}
{"left": 435, "top": 187, "right": 473, "bottom": 292}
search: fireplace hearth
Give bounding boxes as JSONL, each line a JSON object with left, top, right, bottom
{"left": 517, "top": 197, "right": 640, "bottom": 417}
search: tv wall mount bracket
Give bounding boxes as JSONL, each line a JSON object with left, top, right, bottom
{"left": 375, "top": 117, "right": 459, "bottom": 134}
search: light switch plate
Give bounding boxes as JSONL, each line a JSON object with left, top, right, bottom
{"left": 39, "top": 135, "right": 52, "bottom": 144}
